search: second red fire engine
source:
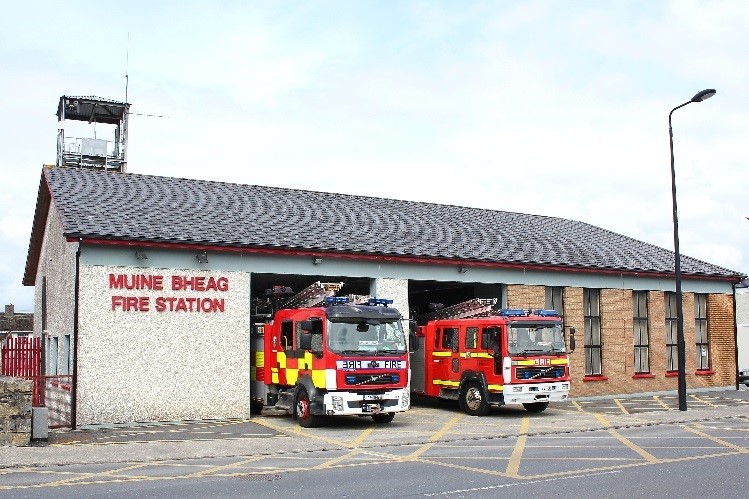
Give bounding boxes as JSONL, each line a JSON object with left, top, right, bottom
{"left": 411, "top": 299, "right": 575, "bottom": 415}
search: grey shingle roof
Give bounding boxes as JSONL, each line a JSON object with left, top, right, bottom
{"left": 41, "top": 167, "right": 742, "bottom": 279}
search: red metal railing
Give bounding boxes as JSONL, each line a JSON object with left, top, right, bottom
{"left": 2, "top": 336, "right": 44, "bottom": 406}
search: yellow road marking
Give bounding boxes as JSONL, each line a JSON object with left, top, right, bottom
{"left": 571, "top": 400, "right": 587, "bottom": 412}
{"left": 689, "top": 394, "right": 718, "bottom": 407}
{"left": 314, "top": 449, "right": 362, "bottom": 469}
{"left": 186, "top": 457, "right": 264, "bottom": 477}
{"left": 653, "top": 395, "right": 671, "bottom": 410}
{"left": 613, "top": 399, "right": 630, "bottom": 415}
{"left": 251, "top": 418, "right": 353, "bottom": 448}
{"left": 350, "top": 427, "right": 376, "bottom": 447}
{"left": 404, "top": 413, "right": 464, "bottom": 461}
{"left": 505, "top": 416, "right": 530, "bottom": 476}
{"left": 506, "top": 435, "right": 527, "bottom": 476}
{"left": 429, "top": 414, "right": 464, "bottom": 442}
{"left": 594, "top": 413, "right": 610, "bottom": 427}
{"left": 36, "top": 463, "right": 151, "bottom": 488}
{"left": 607, "top": 428, "right": 660, "bottom": 463}
{"left": 417, "top": 457, "right": 510, "bottom": 478}
{"left": 680, "top": 424, "right": 749, "bottom": 452}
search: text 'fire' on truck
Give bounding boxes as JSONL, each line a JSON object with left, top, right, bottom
{"left": 250, "top": 282, "right": 417, "bottom": 428}
{"left": 410, "top": 299, "right": 576, "bottom": 415}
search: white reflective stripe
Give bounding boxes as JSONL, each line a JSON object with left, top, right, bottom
{"left": 326, "top": 369, "right": 337, "bottom": 390}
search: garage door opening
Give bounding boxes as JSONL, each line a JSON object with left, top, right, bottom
{"left": 250, "top": 273, "right": 372, "bottom": 323}
{"left": 408, "top": 280, "right": 505, "bottom": 322}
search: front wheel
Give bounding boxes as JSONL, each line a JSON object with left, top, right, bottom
{"left": 295, "top": 388, "right": 320, "bottom": 428}
{"left": 522, "top": 401, "right": 549, "bottom": 413}
{"left": 461, "top": 382, "right": 489, "bottom": 416}
{"left": 371, "top": 412, "right": 395, "bottom": 424}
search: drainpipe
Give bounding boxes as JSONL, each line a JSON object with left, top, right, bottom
{"left": 732, "top": 282, "right": 739, "bottom": 391}
{"left": 71, "top": 239, "right": 81, "bottom": 429}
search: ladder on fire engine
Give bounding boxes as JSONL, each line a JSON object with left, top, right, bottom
{"left": 280, "top": 281, "right": 345, "bottom": 309}
{"left": 419, "top": 298, "right": 498, "bottom": 322}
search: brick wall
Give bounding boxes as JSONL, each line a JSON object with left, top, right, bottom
{"left": 0, "top": 377, "right": 32, "bottom": 447}
{"left": 505, "top": 285, "right": 736, "bottom": 398}
{"left": 705, "top": 293, "right": 736, "bottom": 387}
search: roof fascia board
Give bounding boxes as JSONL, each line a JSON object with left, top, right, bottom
{"left": 72, "top": 237, "right": 742, "bottom": 283}
{"left": 22, "top": 171, "right": 53, "bottom": 286}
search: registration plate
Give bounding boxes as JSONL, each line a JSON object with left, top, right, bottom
{"left": 540, "top": 386, "right": 555, "bottom": 391}
{"left": 364, "top": 394, "right": 383, "bottom": 401}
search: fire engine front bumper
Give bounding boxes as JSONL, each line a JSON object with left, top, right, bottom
{"left": 502, "top": 381, "right": 570, "bottom": 405}
{"left": 321, "top": 388, "right": 410, "bottom": 416}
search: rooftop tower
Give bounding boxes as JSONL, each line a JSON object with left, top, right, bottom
{"left": 56, "top": 95, "right": 130, "bottom": 172}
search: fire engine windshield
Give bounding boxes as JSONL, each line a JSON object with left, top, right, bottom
{"left": 327, "top": 320, "right": 407, "bottom": 355}
{"left": 508, "top": 324, "right": 566, "bottom": 355}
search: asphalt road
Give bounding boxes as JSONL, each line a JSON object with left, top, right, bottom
{"left": 1, "top": 388, "right": 747, "bottom": 497}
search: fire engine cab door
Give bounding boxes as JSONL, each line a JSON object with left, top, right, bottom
{"left": 433, "top": 326, "right": 459, "bottom": 390}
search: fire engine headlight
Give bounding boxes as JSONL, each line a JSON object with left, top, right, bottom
{"left": 561, "top": 383, "right": 570, "bottom": 390}
{"left": 331, "top": 396, "right": 343, "bottom": 411}
{"left": 401, "top": 391, "right": 410, "bottom": 408}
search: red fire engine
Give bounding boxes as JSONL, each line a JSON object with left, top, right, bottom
{"left": 411, "top": 299, "right": 575, "bottom": 415}
{"left": 250, "top": 282, "right": 414, "bottom": 427}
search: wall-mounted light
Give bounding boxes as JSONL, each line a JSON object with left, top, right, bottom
{"left": 196, "top": 251, "right": 208, "bottom": 264}
{"left": 313, "top": 257, "right": 323, "bottom": 265}
{"left": 458, "top": 265, "right": 467, "bottom": 274}
{"left": 134, "top": 250, "right": 148, "bottom": 260}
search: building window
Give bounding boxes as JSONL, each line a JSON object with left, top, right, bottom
{"left": 47, "top": 336, "right": 58, "bottom": 376}
{"left": 695, "top": 294, "right": 709, "bottom": 370}
{"left": 665, "top": 292, "right": 678, "bottom": 372}
{"left": 545, "top": 286, "right": 564, "bottom": 319}
{"left": 633, "top": 291, "right": 650, "bottom": 374}
{"left": 61, "top": 334, "right": 71, "bottom": 375}
{"left": 583, "top": 288, "right": 602, "bottom": 376}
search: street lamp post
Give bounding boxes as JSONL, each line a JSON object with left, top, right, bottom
{"left": 668, "top": 88, "right": 716, "bottom": 412}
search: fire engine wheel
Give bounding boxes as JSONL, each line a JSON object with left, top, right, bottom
{"left": 522, "top": 401, "right": 549, "bottom": 413}
{"left": 461, "top": 382, "right": 489, "bottom": 416}
{"left": 295, "top": 388, "right": 320, "bottom": 428}
{"left": 371, "top": 412, "right": 395, "bottom": 424}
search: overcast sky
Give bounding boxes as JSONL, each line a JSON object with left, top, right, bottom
{"left": 1, "top": 1, "right": 747, "bottom": 312}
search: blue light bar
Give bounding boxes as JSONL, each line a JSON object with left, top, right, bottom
{"left": 367, "top": 298, "right": 393, "bottom": 306}
{"left": 324, "top": 296, "right": 351, "bottom": 304}
{"left": 498, "top": 308, "right": 527, "bottom": 317}
{"left": 532, "top": 309, "right": 560, "bottom": 317}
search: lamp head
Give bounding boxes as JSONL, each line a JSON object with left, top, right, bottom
{"left": 691, "top": 89, "right": 716, "bottom": 103}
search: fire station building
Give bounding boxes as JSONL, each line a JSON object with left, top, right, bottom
{"left": 23, "top": 164, "right": 744, "bottom": 427}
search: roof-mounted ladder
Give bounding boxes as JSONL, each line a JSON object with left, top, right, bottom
{"left": 280, "top": 281, "right": 344, "bottom": 309}
{"left": 420, "top": 298, "right": 498, "bottom": 322}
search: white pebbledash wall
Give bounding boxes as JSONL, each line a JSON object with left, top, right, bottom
{"left": 76, "top": 265, "right": 250, "bottom": 425}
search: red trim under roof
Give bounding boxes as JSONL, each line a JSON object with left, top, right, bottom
{"left": 70, "top": 237, "right": 740, "bottom": 282}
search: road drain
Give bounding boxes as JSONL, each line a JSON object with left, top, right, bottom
{"left": 234, "top": 473, "right": 282, "bottom": 482}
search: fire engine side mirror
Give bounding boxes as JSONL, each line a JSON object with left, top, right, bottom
{"left": 299, "top": 320, "right": 313, "bottom": 331}
{"left": 568, "top": 327, "right": 576, "bottom": 353}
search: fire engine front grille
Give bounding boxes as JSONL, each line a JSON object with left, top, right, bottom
{"left": 345, "top": 374, "right": 399, "bottom": 385}
{"left": 515, "top": 367, "right": 565, "bottom": 380}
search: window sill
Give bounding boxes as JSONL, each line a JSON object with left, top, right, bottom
{"left": 695, "top": 370, "right": 715, "bottom": 376}
{"left": 665, "top": 371, "right": 679, "bottom": 377}
{"left": 632, "top": 373, "right": 655, "bottom": 379}
{"left": 582, "top": 375, "right": 608, "bottom": 382}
